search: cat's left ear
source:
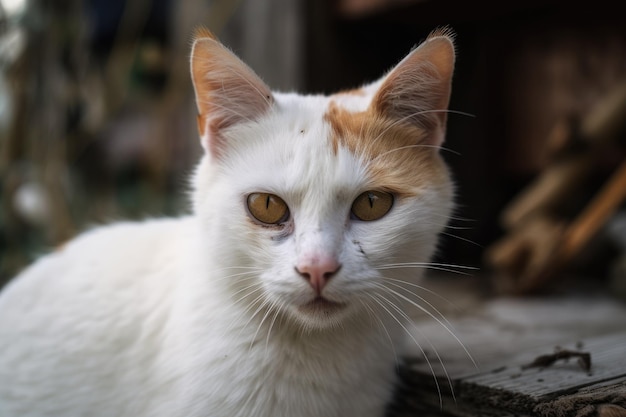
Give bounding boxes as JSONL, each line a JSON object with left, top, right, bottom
{"left": 370, "top": 28, "right": 455, "bottom": 147}
{"left": 190, "top": 28, "right": 274, "bottom": 158}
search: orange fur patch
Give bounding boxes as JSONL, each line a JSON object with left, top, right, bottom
{"left": 324, "top": 101, "right": 448, "bottom": 196}
{"left": 333, "top": 87, "right": 367, "bottom": 97}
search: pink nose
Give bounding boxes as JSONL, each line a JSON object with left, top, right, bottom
{"left": 295, "top": 255, "right": 341, "bottom": 295}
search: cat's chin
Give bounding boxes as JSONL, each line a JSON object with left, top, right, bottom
{"left": 290, "top": 297, "right": 351, "bottom": 329}
{"left": 299, "top": 296, "right": 346, "bottom": 314}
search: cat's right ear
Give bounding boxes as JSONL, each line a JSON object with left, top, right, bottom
{"left": 369, "top": 28, "right": 456, "bottom": 147}
{"left": 190, "top": 28, "right": 274, "bottom": 158}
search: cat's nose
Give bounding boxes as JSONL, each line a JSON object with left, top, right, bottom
{"left": 295, "top": 255, "right": 341, "bottom": 295}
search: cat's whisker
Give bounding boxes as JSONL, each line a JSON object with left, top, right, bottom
{"left": 380, "top": 279, "right": 473, "bottom": 385}
{"left": 250, "top": 298, "right": 278, "bottom": 353}
{"left": 382, "top": 280, "right": 457, "bottom": 331}
{"left": 265, "top": 301, "right": 284, "bottom": 352}
{"left": 421, "top": 109, "right": 476, "bottom": 118}
{"left": 376, "top": 262, "right": 477, "bottom": 276}
{"left": 379, "top": 285, "right": 477, "bottom": 370}
{"left": 420, "top": 220, "right": 474, "bottom": 231}
{"left": 232, "top": 291, "right": 268, "bottom": 337}
{"left": 440, "top": 231, "right": 484, "bottom": 249}
{"left": 227, "top": 285, "right": 263, "bottom": 313}
{"left": 432, "top": 212, "right": 476, "bottom": 223}
{"left": 410, "top": 322, "right": 458, "bottom": 405}
{"left": 442, "top": 224, "right": 474, "bottom": 230}
{"left": 382, "top": 276, "right": 462, "bottom": 312}
{"left": 371, "top": 144, "right": 460, "bottom": 164}
{"left": 246, "top": 298, "right": 275, "bottom": 353}
{"left": 229, "top": 280, "right": 264, "bottom": 302}
{"left": 372, "top": 287, "right": 457, "bottom": 407}
{"left": 378, "top": 261, "right": 477, "bottom": 270}
{"left": 370, "top": 108, "right": 473, "bottom": 149}
{"left": 211, "top": 272, "right": 259, "bottom": 284}
{"left": 358, "top": 299, "right": 400, "bottom": 368}
{"left": 210, "top": 266, "right": 265, "bottom": 271}
{"left": 368, "top": 292, "right": 444, "bottom": 407}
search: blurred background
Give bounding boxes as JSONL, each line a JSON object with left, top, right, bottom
{"left": 1, "top": 0, "right": 626, "bottom": 297}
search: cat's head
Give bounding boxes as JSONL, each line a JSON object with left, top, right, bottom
{"left": 189, "top": 28, "right": 455, "bottom": 331}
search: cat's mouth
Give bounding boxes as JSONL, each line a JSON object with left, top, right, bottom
{"left": 298, "top": 297, "right": 346, "bottom": 315}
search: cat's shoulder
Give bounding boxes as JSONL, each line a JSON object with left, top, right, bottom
{"left": 1, "top": 216, "right": 194, "bottom": 300}
{"left": 62, "top": 216, "right": 194, "bottom": 254}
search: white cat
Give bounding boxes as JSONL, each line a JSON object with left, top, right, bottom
{"left": 0, "top": 27, "right": 456, "bottom": 417}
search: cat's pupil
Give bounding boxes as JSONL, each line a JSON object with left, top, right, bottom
{"left": 368, "top": 193, "right": 376, "bottom": 208}
{"left": 351, "top": 191, "right": 393, "bottom": 222}
{"left": 247, "top": 193, "right": 290, "bottom": 225}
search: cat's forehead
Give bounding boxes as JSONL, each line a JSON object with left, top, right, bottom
{"left": 273, "top": 86, "right": 380, "bottom": 117}
{"left": 276, "top": 92, "right": 446, "bottom": 197}
{"left": 272, "top": 92, "right": 370, "bottom": 126}
{"left": 226, "top": 91, "right": 446, "bottom": 199}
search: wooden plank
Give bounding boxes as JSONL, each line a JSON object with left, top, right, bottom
{"left": 391, "top": 292, "right": 626, "bottom": 416}
{"left": 458, "top": 333, "right": 626, "bottom": 409}
{"left": 461, "top": 333, "right": 626, "bottom": 393}
{"left": 534, "top": 377, "right": 626, "bottom": 417}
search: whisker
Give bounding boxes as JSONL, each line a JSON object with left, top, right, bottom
{"left": 359, "top": 298, "right": 399, "bottom": 368}
{"left": 380, "top": 286, "right": 477, "bottom": 370}
{"left": 233, "top": 291, "right": 267, "bottom": 336}
{"left": 382, "top": 276, "right": 462, "bottom": 312}
{"left": 440, "top": 232, "right": 484, "bottom": 249}
{"left": 370, "top": 144, "right": 460, "bottom": 165}
{"left": 382, "top": 280, "right": 456, "bottom": 330}
{"left": 376, "top": 262, "right": 477, "bottom": 276}
{"left": 212, "top": 272, "right": 259, "bottom": 283}
{"left": 411, "top": 322, "right": 457, "bottom": 404}
{"left": 265, "top": 302, "right": 283, "bottom": 352}
{"left": 250, "top": 298, "right": 278, "bottom": 352}
{"left": 210, "top": 266, "right": 264, "bottom": 271}
{"left": 371, "top": 108, "right": 474, "bottom": 148}
{"left": 208, "top": 267, "right": 262, "bottom": 283}
{"left": 443, "top": 224, "right": 474, "bottom": 230}
{"left": 372, "top": 287, "right": 457, "bottom": 407}
{"left": 230, "top": 282, "right": 264, "bottom": 303}
{"left": 424, "top": 109, "right": 476, "bottom": 118}
{"left": 432, "top": 213, "right": 476, "bottom": 223}
{"left": 368, "top": 292, "right": 443, "bottom": 407}
{"left": 378, "top": 261, "right": 477, "bottom": 271}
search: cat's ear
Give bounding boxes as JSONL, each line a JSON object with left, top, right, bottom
{"left": 190, "top": 28, "right": 274, "bottom": 158}
{"left": 370, "top": 28, "right": 455, "bottom": 147}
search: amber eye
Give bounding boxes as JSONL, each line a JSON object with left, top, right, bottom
{"left": 247, "top": 193, "right": 290, "bottom": 225}
{"left": 351, "top": 191, "right": 394, "bottom": 221}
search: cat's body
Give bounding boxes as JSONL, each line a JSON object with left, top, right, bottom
{"left": 0, "top": 28, "right": 456, "bottom": 417}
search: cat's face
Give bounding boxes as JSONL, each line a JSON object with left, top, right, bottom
{"left": 190, "top": 29, "right": 455, "bottom": 330}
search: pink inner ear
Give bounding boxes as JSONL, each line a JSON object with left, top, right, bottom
{"left": 190, "top": 37, "right": 274, "bottom": 159}
{"left": 370, "top": 34, "right": 455, "bottom": 147}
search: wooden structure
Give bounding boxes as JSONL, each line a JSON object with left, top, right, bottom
{"left": 389, "top": 278, "right": 626, "bottom": 416}
{"left": 485, "top": 80, "right": 626, "bottom": 294}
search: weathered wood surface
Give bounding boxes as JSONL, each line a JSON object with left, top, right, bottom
{"left": 389, "top": 278, "right": 626, "bottom": 416}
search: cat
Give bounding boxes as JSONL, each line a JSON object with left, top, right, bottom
{"left": 0, "top": 27, "right": 456, "bottom": 417}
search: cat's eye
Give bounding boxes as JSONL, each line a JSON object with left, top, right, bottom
{"left": 351, "top": 191, "right": 394, "bottom": 221}
{"left": 247, "top": 193, "right": 290, "bottom": 225}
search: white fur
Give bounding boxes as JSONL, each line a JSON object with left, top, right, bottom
{"left": 0, "top": 45, "right": 454, "bottom": 417}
